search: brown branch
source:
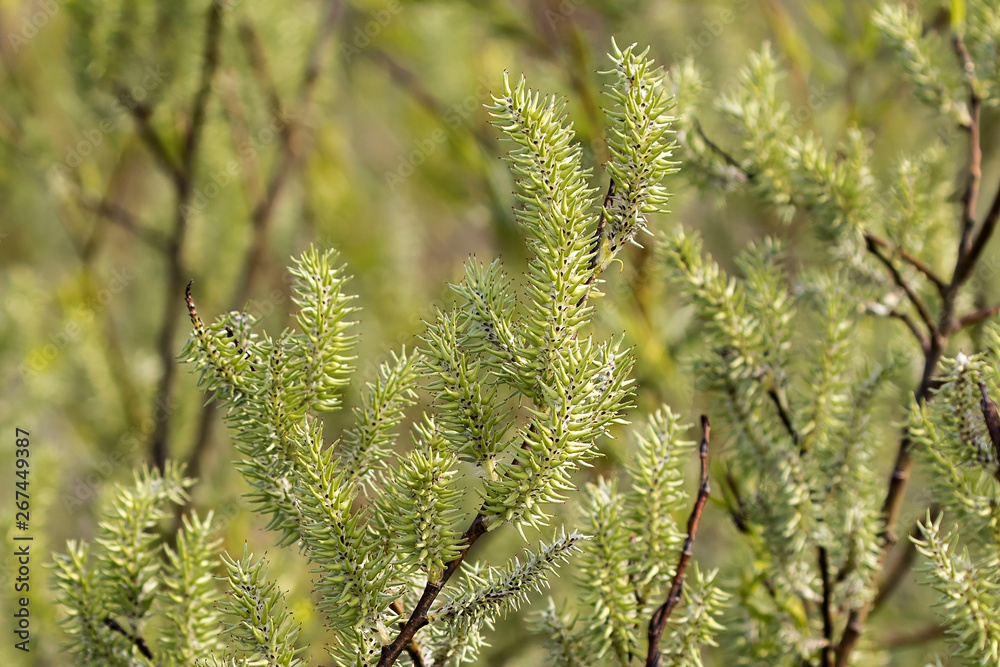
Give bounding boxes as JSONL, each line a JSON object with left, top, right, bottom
{"left": 646, "top": 416, "right": 710, "bottom": 667}
{"left": 818, "top": 546, "right": 834, "bottom": 667}
{"left": 870, "top": 507, "right": 939, "bottom": 615}
{"left": 956, "top": 178, "right": 1000, "bottom": 294}
{"left": 377, "top": 514, "right": 489, "bottom": 667}
{"left": 125, "top": 98, "right": 185, "bottom": 191}
{"left": 951, "top": 33, "right": 982, "bottom": 284}
{"left": 104, "top": 616, "right": 153, "bottom": 661}
{"left": 864, "top": 235, "right": 936, "bottom": 337}
{"left": 979, "top": 382, "right": 1000, "bottom": 482}
{"left": 882, "top": 308, "right": 930, "bottom": 352}
{"left": 956, "top": 301, "right": 1000, "bottom": 330}
{"left": 863, "top": 232, "right": 947, "bottom": 298}
{"left": 879, "top": 622, "right": 946, "bottom": 650}
{"left": 767, "top": 387, "right": 802, "bottom": 453}
{"left": 836, "top": 34, "right": 986, "bottom": 665}
{"left": 148, "top": 0, "right": 224, "bottom": 471}
{"left": 389, "top": 599, "right": 426, "bottom": 667}
{"left": 79, "top": 197, "right": 169, "bottom": 250}
{"left": 693, "top": 119, "right": 751, "bottom": 177}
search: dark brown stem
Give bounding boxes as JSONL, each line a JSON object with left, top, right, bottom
{"left": 882, "top": 308, "right": 930, "bottom": 352}
{"left": 768, "top": 387, "right": 802, "bottom": 453}
{"left": 819, "top": 546, "right": 834, "bottom": 667}
{"left": 377, "top": 514, "right": 489, "bottom": 667}
{"left": 957, "top": 301, "right": 1000, "bottom": 330}
{"left": 104, "top": 616, "right": 153, "bottom": 661}
{"left": 951, "top": 33, "right": 982, "bottom": 284}
{"left": 879, "top": 622, "right": 946, "bottom": 650}
{"left": 870, "top": 507, "right": 938, "bottom": 615}
{"left": 836, "top": 32, "right": 988, "bottom": 667}
{"left": 389, "top": 599, "right": 426, "bottom": 667}
{"left": 864, "top": 235, "right": 936, "bottom": 337}
{"left": 979, "top": 382, "right": 1000, "bottom": 481}
{"left": 693, "top": 119, "right": 751, "bottom": 177}
{"left": 126, "top": 99, "right": 185, "bottom": 190}
{"left": 646, "top": 416, "right": 710, "bottom": 667}
{"left": 148, "top": 0, "right": 224, "bottom": 472}
{"left": 863, "top": 232, "right": 947, "bottom": 298}
{"left": 79, "top": 197, "right": 169, "bottom": 250}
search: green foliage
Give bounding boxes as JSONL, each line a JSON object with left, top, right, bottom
{"left": 51, "top": 463, "right": 223, "bottom": 667}
{"left": 213, "top": 546, "right": 306, "bottom": 667}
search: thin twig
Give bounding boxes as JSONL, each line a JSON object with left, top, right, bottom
{"left": 389, "top": 599, "right": 426, "bottom": 667}
{"left": 818, "top": 546, "right": 834, "bottom": 667}
{"left": 956, "top": 301, "right": 1000, "bottom": 330}
{"left": 879, "top": 622, "right": 946, "bottom": 650}
{"left": 767, "top": 387, "right": 802, "bottom": 453}
{"left": 645, "top": 416, "right": 710, "bottom": 667}
{"left": 693, "top": 119, "right": 751, "bottom": 176}
{"left": 79, "top": 197, "right": 169, "bottom": 250}
{"left": 952, "top": 33, "right": 982, "bottom": 279}
{"left": 148, "top": 0, "right": 224, "bottom": 471}
{"left": 863, "top": 232, "right": 947, "bottom": 298}
{"left": 835, "top": 31, "right": 989, "bottom": 667}
{"left": 882, "top": 308, "right": 930, "bottom": 352}
{"left": 104, "top": 616, "right": 153, "bottom": 661}
{"left": 864, "top": 236, "right": 936, "bottom": 337}
{"left": 126, "top": 99, "right": 185, "bottom": 190}
{"left": 870, "top": 508, "right": 938, "bottom": 615}
{"left": 181, "top": 0, "right": 342, "bottom": 504}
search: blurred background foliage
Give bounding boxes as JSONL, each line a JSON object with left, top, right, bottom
{"left": 0, "top": 0, "right": 993, "bottom": 664}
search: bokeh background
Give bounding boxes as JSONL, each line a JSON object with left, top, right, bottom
{"left": 0, "top": 0, "right": 991, "bottom": 664}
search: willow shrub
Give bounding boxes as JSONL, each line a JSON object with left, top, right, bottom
{"left": 53, "top": 3, "right": 1000, "bottom": 665}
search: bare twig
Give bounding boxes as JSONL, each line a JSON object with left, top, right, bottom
{"left": 389, "top": 599, "right": 426, "bottom": 667}
{"left": 882, "top": 308, "right": 930, "bottom": 352}
{"left": 836, "top": 32, "right": 991, "bottom": 667}
{"left": 879, "top": 622, "right": 946, "bottom": 650}
{"left": 79, "top": 197, "right": 169, "bottom": 250}
{"left": 646, "top": 416, "right": 710, "bottom": 667}
{"left": 767, "top": 387, "right": 802, "bottom": 453}
{"left": 864, "top": 235, "right": 936, "bottom": 337}
{"left": 952, "top": 33, "right": 982, "bottom": 281}
{"left": 863, "top": 232, "right": 947, "bottom": 298}
{"left": 104, "top": 616, "right": 153, "bottom": 661}
{"left": 978, "top": 382, "right": 1000, "bottom": 482}
{"left": 693, "top": 119, "right": 751, "bottom": 176}
{"left": 181, "top": 0, "right": 342, "bottom": 500}
{"left": 956, "top": 301, "right": 1000, "bottom": 330}
{"left": 818, "top": 546, "right": 834, "bottom": 667}
{"left": 148, "top": 0, "right": 224, "bottom": 471}
{"left": 126, "top": 99, "right": 185, "bottom": 190}
{"left": 870, "top": 507, "right": 939, "bottom": 615}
